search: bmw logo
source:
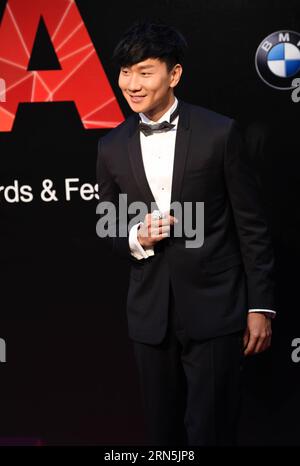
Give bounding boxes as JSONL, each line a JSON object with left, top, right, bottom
{"left": 255, "top": 30, "right": 300, "bottom": 90}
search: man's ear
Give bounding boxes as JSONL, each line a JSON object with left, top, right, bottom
{"left": 170, "top": 64, "right": 183, "bottom": 88}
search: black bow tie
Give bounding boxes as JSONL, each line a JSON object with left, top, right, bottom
{"left": 139, "top": 103, "right": 179, "bottom": 136}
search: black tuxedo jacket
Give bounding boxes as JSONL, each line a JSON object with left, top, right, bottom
{"left": 97, "top": 100, "right": 275, "bottom": 344}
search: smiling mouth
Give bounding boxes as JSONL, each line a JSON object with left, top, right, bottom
{"left": 128, "top": 95, "right": 146, "bottom": 102}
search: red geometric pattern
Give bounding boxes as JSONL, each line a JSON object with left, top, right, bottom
{"left": 0, "top": 0, "right": 124, "bottom": 131}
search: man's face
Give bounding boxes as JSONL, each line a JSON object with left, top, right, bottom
{"left": 118, "top": 58, "right": 181, "bottom": 120}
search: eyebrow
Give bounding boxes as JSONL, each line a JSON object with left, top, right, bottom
{"left": 121, "top": 64, "right": 155, "bottom": 71}
{"left": 136, "top": 64, "right": 155, "bottom": 70}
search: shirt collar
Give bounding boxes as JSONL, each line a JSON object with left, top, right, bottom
{"left": 139, "top": 97, "right": 178, "bottom": 125}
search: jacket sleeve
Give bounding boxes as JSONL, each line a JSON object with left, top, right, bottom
{"left": 96, "top": 137, "right": 140, "bottom": 262}
{"left": 224, "top": 120, "right": 276, "bottom": 310}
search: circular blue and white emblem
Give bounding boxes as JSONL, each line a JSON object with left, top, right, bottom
{"left": 255, "top": 30, "right": 300, "bottom": 89}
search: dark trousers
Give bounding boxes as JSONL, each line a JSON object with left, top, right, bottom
{"left": 133, "top": 283, "right": 244, "bottom": 446}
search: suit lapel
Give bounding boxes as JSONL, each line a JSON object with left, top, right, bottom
{"left": 127, "top": 100, "right": 191, "bottom": 210}
{"left": 170, "top": 101, "right": 191, "bottom": 205}
{"left": 128, "top": 114, "right": 159, "bottom": 209}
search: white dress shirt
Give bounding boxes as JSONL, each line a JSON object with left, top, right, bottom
{"left": 129, "top": 97, "right": 178, "bottom": 260}
{"left": 128, "top": 97, "right": 275, "bottom": 317}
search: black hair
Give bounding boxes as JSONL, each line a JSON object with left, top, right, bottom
{"left": 113, "top": 20, "right": 188, "bottom": 72}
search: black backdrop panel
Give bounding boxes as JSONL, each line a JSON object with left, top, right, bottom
{"left": 0, "top": 0, "right": 300, "bottom": 445}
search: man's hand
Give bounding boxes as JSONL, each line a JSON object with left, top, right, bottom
{"left": 137, "top": 213, "right": 178, "bottom": 248}
{"left": 243, "top": 312, "right": 272, "bottom": 356}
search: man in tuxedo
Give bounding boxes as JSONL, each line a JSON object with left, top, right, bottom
{"left": 96, "top": 21, "right": 275, "bottom": 446}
